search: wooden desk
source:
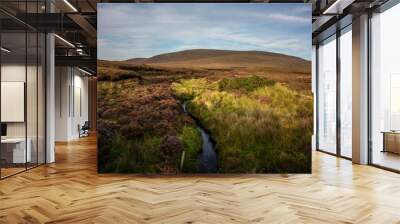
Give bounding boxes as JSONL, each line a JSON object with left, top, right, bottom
{"left": 1, "top": 138, "right": 31, "bottom": 163}
{"left": 382, "top": 131, "right": 400, "bottom": 154}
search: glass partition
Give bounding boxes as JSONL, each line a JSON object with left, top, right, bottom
{"left": 1, "top": 31, "right": 28, "bottom": 177}
{"left": 38, "top": 32, "right": 45, "bottom": 165}
{"left": 0, "top": 2, "right": 46, "bottom": 179}
{"left": 27, "top": 30, "right": 38, "bottom": 169}
{"left": 317, "top": 35, "right": 337, "bottom": 154}
{"left": 370, "top": 3, "right": 400, "bottom": 171}
{"left": 339, "top": 26, "right": 352, "bottom": 158}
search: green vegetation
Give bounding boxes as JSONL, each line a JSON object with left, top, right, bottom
{"left": 98, "top": 133, "right": 162, "bottom": 173}
{"left": 98, "top": 60, "right": 312, "bottom": 174}
{"left": 172, "top": 78, "right": 218, "bottom": 101}
{"left": 172, "top": 76, "right": 312, "bottom": 173}
{"left": 179, "top": 126, "right": 202, "bottom": 172}
{"left": 218, "top": 75, "right": 276, "bottom": 92}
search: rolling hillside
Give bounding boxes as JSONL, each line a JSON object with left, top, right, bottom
{"left": 124, "top": 49, "right": 310, "bottom": 73}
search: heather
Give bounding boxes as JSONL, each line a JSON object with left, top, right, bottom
{"left": 98, "top": 60, "right": 312, "bottom": 173}
{"left": 98, "top": 76, "right": 201, "bottom": 173}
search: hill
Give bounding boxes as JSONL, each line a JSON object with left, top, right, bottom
{"left": 124, "top": 49, "right": 310, "bottom": 73}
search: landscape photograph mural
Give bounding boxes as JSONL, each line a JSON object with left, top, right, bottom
{"left": 97, "top": 3, "right": 312, "bottom": 173}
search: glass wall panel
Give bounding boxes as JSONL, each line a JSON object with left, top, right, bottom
{"left": 0, "top": 1, "right": 46, "bottom": 179}
{"left": 26, "top": 0, "right": 42, "bottom": 169}
{"left": 371, "top": 3, "right": 400, "bottom": 171}
{"left": 1, "top": 31, "right": 28, "bottom": 177}
{"left": 38, "top": 33, "right": 45, "bottom": 165}
{"left": 317, "top": 35, "right": 337, "bottom": 154}
{"left": 27, "top": 30, "right": 38, "bottom": 169}
{"left": 339, "top": 26, "right": 352, "bottom": 158}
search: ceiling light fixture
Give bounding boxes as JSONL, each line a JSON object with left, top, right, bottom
{"left": 78, "top": 67, "right": 93, "bottom": 76}
{"left": 323, "top": 0, "right": 342, "bottom": 14}
{"left": 54, "top": 34, "right": 75, "bottom": 48}
{"left": 63, "top": 0, "right": 78, "bottom": 12}
{"left": 76, "top": 48, "right": 84, "bottom": 55}
{"left": 323, "top": 0, "right": 355, "bottom": 15}
{"left": 1, "top": 47, "right": 11, "bottom": 53}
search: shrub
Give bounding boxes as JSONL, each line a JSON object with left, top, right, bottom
{"left": 159, "top": 135, "right": 184, "bottom": 167}
{"left": 179, "top": 126, "right": 202, "bottom": 172}
{"left": 99, "top": 132, "right": 162, "bottom": 173}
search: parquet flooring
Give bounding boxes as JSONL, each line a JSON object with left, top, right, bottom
{"left": 1, "top": 167, "right": 26, "bottom": 178}
{"left": 0, "top": 135, "right": 400, "bottom": 223}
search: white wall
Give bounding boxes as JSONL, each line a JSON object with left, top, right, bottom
{"left": 72, "top": 73, "right": 89, "bottom": 138}
{"left": 55, "top": 67, "right": 89, "bottom": 141}
{"left": 55, "top": 66, "right": 70, "bottom": 141}
{"left": 0, "top": 65, "right": 39, "bottom": 138}
{"left": 1, "top": 63, "right": 46, "bottom": 164}
{"left": 1, "top": 64, "right": 26, "bottom": 139}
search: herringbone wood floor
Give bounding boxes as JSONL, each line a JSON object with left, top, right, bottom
{"left": 0, "top": 135, "right": 400, "bottom": 224}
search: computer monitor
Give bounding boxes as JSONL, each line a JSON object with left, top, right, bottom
{"left": 1, "top": 123, "right": 7, "bottom": 137}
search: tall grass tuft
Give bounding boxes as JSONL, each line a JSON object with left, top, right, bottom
{"left": 219, "top": 75, "right": 276, "bottom": 92}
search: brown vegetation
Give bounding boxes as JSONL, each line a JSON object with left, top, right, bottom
{"left": 125, "top": 49, "right": 310, "bottom": 74}
{"left": 98, "top": 49, "right": 312, "bottom": 173}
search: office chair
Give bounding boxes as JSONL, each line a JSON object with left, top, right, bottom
{"left": 79, "top": 121, "right": 90, "bottom": 138}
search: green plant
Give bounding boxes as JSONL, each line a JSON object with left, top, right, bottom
{"left": 218, "top": 75, "right": 276, "bottom": 92}
{"left": 99, "top": 132, "right": 162, "bottom": 173}
{"left": 179, "top": 126, "right": 202, "bottom": 172}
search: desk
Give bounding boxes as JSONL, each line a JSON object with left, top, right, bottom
{"left": 382, "top": 131, "right": 400, "bottom": 154}
{"left": 1, "top": 138, "right": 31, "bottom": 163}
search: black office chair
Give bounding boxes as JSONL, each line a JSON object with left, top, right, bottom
{"left": 79, "top": 121, "right": 90, "bottom": 138}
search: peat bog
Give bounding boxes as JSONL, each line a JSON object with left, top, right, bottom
{"left": 97, "top": 50, "right": 313, "bottom": 174}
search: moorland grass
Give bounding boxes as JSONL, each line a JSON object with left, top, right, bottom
{"left": 172, "top": 76, "right": 312, "bottom": 173}
{"left": 218, "top": 75, "right": 276, "bottom": 92}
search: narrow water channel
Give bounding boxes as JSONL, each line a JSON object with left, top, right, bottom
{"left": 182, "top": 102, "right": 218, "bottom": 173}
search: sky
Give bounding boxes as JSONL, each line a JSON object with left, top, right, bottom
{"left": 98, "top": 3, "right": 311, "bottom": 61}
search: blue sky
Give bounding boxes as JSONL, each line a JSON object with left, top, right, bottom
{"left": 98, "top": 3, "right": 311, "bottom": 61}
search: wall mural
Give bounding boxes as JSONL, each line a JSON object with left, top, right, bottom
{"left": 97, "top": 3, "right": 313, "bottom": 174}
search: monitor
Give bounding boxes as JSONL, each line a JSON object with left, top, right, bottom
{"left": 1, "top": 123, "right": 7, "bottom": 137}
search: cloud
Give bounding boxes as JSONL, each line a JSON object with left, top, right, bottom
{"left": 98, "top": 3, "right": 311, "bottom": 60}
{"left": 265, "top": 13, "right": 310, "bottom": 24}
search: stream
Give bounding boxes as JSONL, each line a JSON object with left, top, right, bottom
{"left": 182, "top": 102, "right": 218, "bottom": 173}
